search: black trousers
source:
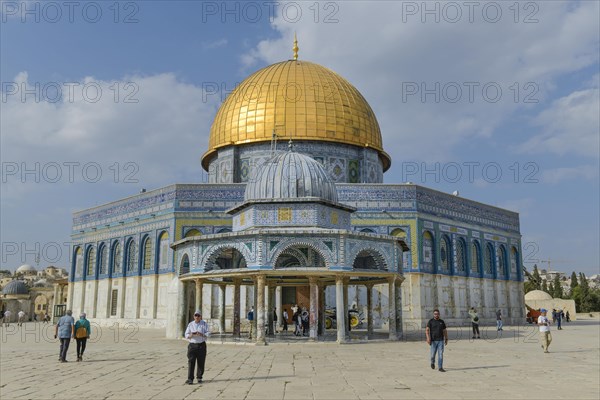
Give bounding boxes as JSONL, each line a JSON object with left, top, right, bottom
{"left": 282, "top": 319, "right": 288, "bottom": 331}
{"left": 59, "top": 338, "right": 70, "bottom": 361}
{"left": 187, "top": 342, "right": 207, "bottom": 380}
{"left": 76, "top": 338, "right": 87, "bottom": 357}
{"left": 472, "top": 323, "right": 480, "bottom": 336}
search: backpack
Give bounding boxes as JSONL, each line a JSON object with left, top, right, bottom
{"left": 75, "top": 325, "right": 88, "bottom": 339}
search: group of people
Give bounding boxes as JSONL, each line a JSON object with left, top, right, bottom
{"left": 54, "top": 310, "right": 91, "bottom": 362}
{"left": 428, "top": 306, "right": 562, "bottom": 372}
{"left": 292, "top": 305, "right": 309, "bottom": 336}
{"left": 551, "top": 308, "right": 568, "bottom": 330}
{"left": 1, "top": 310, "right": 52, "bottom": 326}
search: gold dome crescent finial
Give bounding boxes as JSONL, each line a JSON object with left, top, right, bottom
{"left": 293, "top": 33, "right": 299, "bottom": 60}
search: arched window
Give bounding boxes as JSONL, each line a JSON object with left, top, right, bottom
{"left": 142, "top": 236, "right": 152, "bottom": 270}
{"left": 126, "top": 239, "right": 137, "bottom": 273}
{"left": 74, "top": 247, "right": 83, "bottom": 277}
{"left": 422, "top": 231, "right": 434, "bottom": 271}
{"left": 157, "top": 231, "right": 170, "bottom": 269}
{"left": 86, "top": 247, "right": 96, "bottom": 277}
{"left": 184, "top": 229, "right": 201, "bottom": 238}
{"left": 456, "top": 238, "right": 467, "bottom": 272}
{"left": 510, "top": 246, "right": 519, "bottom": 275}
{"left": 98, "top": 244, "right": 108, "bottom": 275}
{"left": 111, "top": 241, "right": 122, "bottom": 274}
{"left": 180, "top": 254, "right": 190, "bottom": 275}
{"left": 498, "top": 245, "right": 508, "bottom": 276}
{"left": 484, "top": 243, "right": 494, "bottom": 275}
{"left": 471, "top": 240, "right": 481, "bottom": 274}
{"left": 360, "top": 228, "right": 376, "bottom": 233}
{"left": 217, "top": 227, "right": 232, "bottom": 233}
{"left": 440, "top": 235, "right": 451, "bottom": 272}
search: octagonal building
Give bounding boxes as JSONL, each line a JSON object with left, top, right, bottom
{"left": 69, "top": 48, "right": 524, "bottom": 342}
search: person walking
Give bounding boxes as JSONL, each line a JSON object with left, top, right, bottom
{"left": 247, "top": 307, "right": 254, "bottom": 339}
{"left": 74, "top": 313, "right": 91, "bottom": 361}
{"left": 426, "top": 309, "right": 448, "bottom": 372}
{"left": 282, "top": 309, "right": 289, "bottom": 333}
{"left": 293, "top": 308, "right": 301, "bottom": 336}
{"left": 273, "top": 307, "right": 278, "bottom": 334}
{"left": 55, "top": 310, "right": 75, "bottom": 362}
{"left": 556, "top": 309, "right": 563, "bottom": 330}
{"left": 17, "top": 310, "right": 25, "bottom": 326}
{"left": 468, "top": 307, "right": 481, "bottom": 339}
{"left": 184, "top": 310, "right": 210, "bottom": 384}
{"left": 565, "top": 311, "right": 571, "bottom": 322}
{"left": 496, "top": 309, "right": 503, "bottom": 331}
{"left": 3, "top": 310, "right": 11, "bottom": 327}
{"left": 538, "top": 309, "right": 552, "bottom": 353}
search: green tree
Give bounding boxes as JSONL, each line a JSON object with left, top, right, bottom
{"left": 553, "top": 275, "right": 564, "bottom": 298}
{"left": 548, "top": 281, "right": 555, "bottom": 297}
{"left": 541, "top": 279, "right": 548, "bottom": 293}
{"left": 570, "top": 271, "right": 579, "bottom": 293}
{"left": 532, "top": 266, "right": 542, "bottom": 290}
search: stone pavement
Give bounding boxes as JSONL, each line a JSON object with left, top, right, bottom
{"left": 1, "top": 317, "right": 599, "bottom": 400}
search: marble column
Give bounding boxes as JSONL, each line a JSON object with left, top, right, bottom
{"left": 335, "top": 276, "right": 346, "bottom": 343}
{"left": 309, "top": 277, "right": 319, "bottom": 340}
{"left": 218, "top": 284, "right": 226, "bottom": 334}
{"left": 366, "top": 283, "right": 374, "bottom": 339}
{"left": 395, "top": 277, "right": 404, "bottom": 339}
{"left": 267, "top": 285, "right": 275, "bottom": 336}
{"left": 275, "top": 286, "right": 282, "bottom": 330}
{"left": 252, "top": 282, "right": 258, "bottom": 338}
{"left": 343, "top": 278, "right": 350, "bottom": 339}
{"left": 52, "top": 284, "right": 60, "bottom": 315}
{"left": 233, "top": 279, "right": 241, "bottom": 338}
{"left": 388, "top": 277, "right": 397, "bottom": 340}
{"left": 195, "top": 279, "right": 203, "bottom": 313}
{"left": 134, "top": 276, "right": 142, "bottom": 319}
{"left": 318, "top": 283, "right": 325, "bottom": 336}
{"left": 256, "top": 275, "right": 266, "bottom": 344}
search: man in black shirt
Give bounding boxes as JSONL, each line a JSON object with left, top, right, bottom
{"left": 426, "top": 309, "right": 448, "bottom": 372}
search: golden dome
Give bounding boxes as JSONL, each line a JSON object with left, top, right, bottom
{"left": 202, "top": 60, "right": 390, "bottom": 171}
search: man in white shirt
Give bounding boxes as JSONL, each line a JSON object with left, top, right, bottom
{"left": 17, "top": 311, "right": 26, "bottom": 326}
{"left": 537, "top": 308, "right": 552, "bottom": 353}
{"left": 184, "top": 310, "right": 210, "bottom": 384}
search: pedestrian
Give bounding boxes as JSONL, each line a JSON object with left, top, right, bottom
{"left": 55, "top": 310, "right": 75, "bottom": 362}
{"left": 468, "top": 307, "right": 481, "bottom": 339}
{"left": 496, "top": 309, "right": 503, "bottom": 331}
{"left": 273, "top": 307, "right": 278, "bottom": 333}
{"left": 556, "top": 309, "right": 562, "bottom": 330}
{"left": 0, "top": 310, "right": 4, "bottom": 326}
{"left": 3, "top": 310, "right": 12, "bottom": 327}
{"left": 17, "top": 310, "right": 25, "bottom": 326}
{"left": 538, "top": 308, "right": 552, "bottom": 353}
{"left": 74, "top": 313, "right": 91, "bottom": 361}
{"left": 282, "top": 309, "right": 289, "bottom": 332}
{"left": 552, "top": 309, "right": 557, "bottom": 323}
{"left": 247, "top": 307, "right": 254, "bottom": 339}
{"left": 293, "top": 309, "right": 301, "bottom": 336}
{"left": 426, "top": 309, "right": 448, "bottom": 372}
{"left": 184, "top": 310, "right": 210, "bottom": 385}
{"left": 42, "top": 313, "right": 49, "bottom": 324}
{"left": 301, "top": 308, "right": 309, "bottom": 336}
{"left": 566, "top": 311, "right": 571, "bottom": 322}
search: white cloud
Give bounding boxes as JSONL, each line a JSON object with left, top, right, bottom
{"left": 1, "top": 72, "right": 217, "bottom": 205}
{"left": 520, "top": 87, "right": 600, "bottom": 157}
{"left": 202, "top": 38, "right": 228, "bottom": 50}
{"left": 541, "top": 165, "right": 600, "bottom": 184}
{"left": 242, "top": 1, "right": 599, "bottom": 162}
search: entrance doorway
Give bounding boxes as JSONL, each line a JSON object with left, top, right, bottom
{"left": 282, "top": 286, "right": 309, "bottom": 324}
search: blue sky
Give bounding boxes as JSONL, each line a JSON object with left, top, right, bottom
{"left": 1, "top": 1, "right": 599, "bottom": 276}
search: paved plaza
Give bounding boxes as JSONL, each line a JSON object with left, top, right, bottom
{"left": 1, "top": 316, "right": 599, "bottom": 400}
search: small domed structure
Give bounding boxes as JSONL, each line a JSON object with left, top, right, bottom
{"left": 524, "top": 290, "right": 553, "bottom": 301}
{"left": 2, "top": 280, "right": 29, "bottom": 296}
{"left": 16, "top": 264, "right": 36, "bottom": 274}
{"left": 244, "top": 151, "right": 338, "bottom": 203}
